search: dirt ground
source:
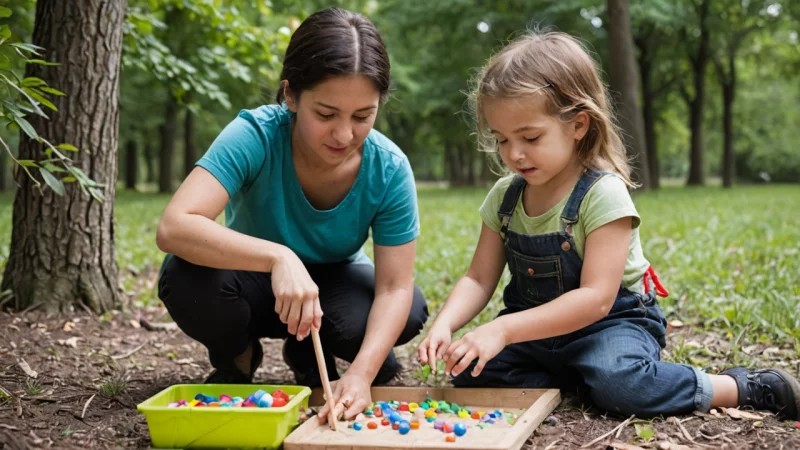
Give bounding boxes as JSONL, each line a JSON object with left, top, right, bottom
{"left": 1, "top": 306, "right": 799, "bottom": 449}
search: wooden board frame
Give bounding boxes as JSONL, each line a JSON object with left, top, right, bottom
{"left": 283, "top": 387, "right": 560, "bottom": 450}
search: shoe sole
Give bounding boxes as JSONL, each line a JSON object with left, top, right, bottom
{"left": 773, "top": 368, "right": 800, "bottom": 420}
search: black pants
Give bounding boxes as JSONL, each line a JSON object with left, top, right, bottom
{"left": 158, "top": 255, "right": 429, "bottom": 385}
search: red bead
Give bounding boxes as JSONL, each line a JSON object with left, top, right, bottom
{"left": 272, "top": 390, "right": 290, "bottom": 402}
{"left": 392, "top": 422, "right": 400, "bottom": 430}
{"left": 381, "top": 419, "right": 390, "bottom": 426}
{"left": 443, "top": 423, "right": 454, "bottom": 433}
{"left": 398, "top": 404, "right": 409, "bottom": 412}
{"left": 272, "top": 397, "right": 287, "bottom": 408}
{"left": 374, "top": 408, "right": 383, "bottom": 417}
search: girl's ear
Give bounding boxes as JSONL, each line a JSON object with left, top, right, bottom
{"left": 282, "top": 81, "right": 298, "bottom": 112}
{"left": 573, "top": 111, "right": 590, "bottom": 141}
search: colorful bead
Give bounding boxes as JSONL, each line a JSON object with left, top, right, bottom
{"left": 410, "top": 421, "right": 420, "bottom": 429}
{"left": 443, "top": 422, "right": 454, "bottom": 433}
{"left": 420, "top": 402, "right": 429, "bottom": 410}
{"left": 445, "top": 434, "right": 456, "bottom": 443}
{"left": 392, "top": 422, "right": 400, "bottom": 430}
{"left": 426, "top": 417, "right": 435, "bottom": 423}
{"left": 271, "top": 396, "right": 287, "bottom": 408}
{"left": 353, "top": 422, "right": 363, "bottom": 431}
{"left": 398, "top": 421, "right": 410, "bottom": 435}
{"left": 367, "top": 421, "right": 378, "bottom": 429}
{"left": 434, "top": 419, "right": 445, "bottom": 430}
{"left": 381, "top": 419, "right": 390, "bottom": 426}
{"left": 424, "top": 409, "right": 436, "bottom": 419}
{"left": 471, "top": 412, "right": 480, "bottom": 420}
{"left": 454, "top": 423, "right": 467, "bottom": 436}
{"left": 458, "top": 410, "right": 469, "bottom": 419}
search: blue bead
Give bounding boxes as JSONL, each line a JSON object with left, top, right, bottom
{"left": 454, "top": 423, "right": 467, "bottom": 436}
{"left": 353, "top": 422, "right": 363, "bottom": 431}
{"left": 389, "top": 412, "right": 401, "bottom": 424}
{"left": 398, "top": 421, "right": 410, "bottom": 435}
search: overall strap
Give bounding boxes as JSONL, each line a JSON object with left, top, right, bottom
{"left": 560, "top": 168, "right": 610, "bottom": 234}
{"left": 498, "top": 175, "right": 527, "bottom": 239}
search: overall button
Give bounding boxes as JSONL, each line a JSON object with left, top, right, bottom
{"left": 561, "top": 241, "right": 571, "bottom": 251}
{"left": 527, "top": 268, "right": 535, "bottom": 275}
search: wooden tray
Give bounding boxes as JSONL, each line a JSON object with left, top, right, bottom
{"left": 283, "top": 387, "right": 560, "bottom": 450}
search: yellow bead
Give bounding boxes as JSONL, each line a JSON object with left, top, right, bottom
{"left": 458, "top": 410, "right": 469, "bottom": 419}
{"left": 409, "top": 405, "right": 417, "bottom": 413}
{"left": 477, "top": 411, "right": 486, "bottom": 417}
{"left": 430, "top": 401, "right": 439, "bottom": 410}
{"left": 189, "top": 399, "right": 199, "bottom": 407}
{"left": 424, "top": 409, "right": 437, "bottom": 418}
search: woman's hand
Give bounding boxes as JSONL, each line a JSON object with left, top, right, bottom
{"left": 270, "top": 248, "right": 323, "bottom": 341}
{"left": 417, "top": 322, "right": 452, "bottom": 370}
{"left": 443, "top": 321, "right": 508, "bottom": 378}
{"left": 317, "top": 371, "right": 373, "bottom": 424}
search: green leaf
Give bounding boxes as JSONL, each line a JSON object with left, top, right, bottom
{"left": 0, "top": 24, "right": 11, "bottom": 41}
{"left": 26, "top": 59, "right": 59, "bottom": 66}
{"left": 23, "top": 87, "right": 58, "bottom": 111}
{"left": 11, "top": 43, "right": 44, "bottom": 55}
{"left": 39, "top": 167, "right": 65, "bottom": 196}
{"left": 39, "top": 86, "right": 65, "bottom": 96}
{"left": 56, "top": 143, "right": 78, "bottom": 152}
{"left": 21, "top": 77, "right": 47, "bottom": 88}
{"left": 17, "top": 160, "right": 40, "bottom": 168}
{"left": 15, "top": 117, "right": 39, "bottom": 140}
{"left": 62, "top": 176, "right": 77, "bottom": 183}
{"left": 60, "top": 429, "right": 73, "bottom": 437}
{"left": 635, "top": 423, "right": 655, "bottom": 441}
{"left": 0, "top": 7, "right": 12, "bottom": 18}
{"left": 89, "top": 187, "right": 105, "bottom": 203}
{"left": 42, "top": 162, "right": 65, "bottom": 173}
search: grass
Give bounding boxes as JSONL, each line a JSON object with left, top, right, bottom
{"left": 0, "top": 184, "right": 799, "bottom": 353}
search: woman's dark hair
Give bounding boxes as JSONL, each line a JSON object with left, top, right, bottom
{"left": 276, "top": 7, "right": 390, "bottom": 104}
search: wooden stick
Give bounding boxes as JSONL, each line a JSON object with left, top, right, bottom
{"left": 310, "top": 327, "right": 338, "bottom": 431}
{"left": 581, "top": 415, "right": 634, "bottom": 448}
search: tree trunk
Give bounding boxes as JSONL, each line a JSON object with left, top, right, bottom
{"left": 125, "top": 139, "right": 138, "bottom": 190}
{"left": 721, "top": 70, "right": 735, "bottom": 188}
{"left": 144, "top": 139, "right": 155, "bottom": 184}
{"left": 0, "top": 149, "right": 6, "bottom": 192}
{"left": 638, "top": 45, "right": 660, "bottom": 190}
{"left": 1, "top": 0, "right": 125, "bottom": 313}
{"left": 607, "top": 0, "right": 649, "bottom": 190}
{"left": 183, "top": 106, "right": 197, "bottom": 178}
{"left": 687, "top": 0, "right": 710, "bottom": 186}
{"left": 159, "top": 96, "right": 178, "bottom": 193}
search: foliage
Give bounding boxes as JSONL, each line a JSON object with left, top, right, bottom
{"left": 0, "top": 3, "right": 103, "bottom": 200}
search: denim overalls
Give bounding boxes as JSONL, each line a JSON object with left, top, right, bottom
{"left": 452, "top": 169, "right": 713, "bottom": 418}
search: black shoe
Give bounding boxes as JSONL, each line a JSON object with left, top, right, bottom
{"left": 721, "top": 367, "right": 800, "bottom": 420}
{"left": 204, "top": 339, "right": 263, "bottom": 384}
{"left": 282, "top": 338, "right": 339, "bottom": 387}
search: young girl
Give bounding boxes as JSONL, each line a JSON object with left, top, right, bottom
{"left": 418, "top": 32, "right": 799, "bottom": 420}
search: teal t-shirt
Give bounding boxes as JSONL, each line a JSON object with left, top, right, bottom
{"left": 194, "top": 103, "right": 419, "bottom": 265}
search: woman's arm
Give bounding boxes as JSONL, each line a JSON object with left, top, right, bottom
{"left": 157, "top": 167, "right": 321, "bottom": 339}
{"left": 156, "top": 167, "right": 288, "bottom": 272}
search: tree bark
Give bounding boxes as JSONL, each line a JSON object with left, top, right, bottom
{"left": 125, "top": 139, "right": 138, "bottom": 190}
{"left": 0, "top": 149, "right": 6, "bottom": 192}
{"left": 144, "top": 139, "right": 155, "bottom": 184}
{"left": 183, "top": 106, "right": 197, "bottom": 178}
{"left": 607, "top": 0, "right": 650, "bottom": 190}
{"left": 159, "top": 96, "right": 178, "bottom": 193}
{"left": 2, "top": 0, "right": 126, "bottom": 313}
{"left": 720, "top": 57, "right": 736, "bottom": 188}
{"left": 687, "top": 0, "right": 710, "bottom": 186}
{"left": 637, "top": 39, "right": 660, "bottom": 190}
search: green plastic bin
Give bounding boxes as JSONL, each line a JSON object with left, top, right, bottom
{"left": 137, "top": 384, "right": 311, "bottom": 449}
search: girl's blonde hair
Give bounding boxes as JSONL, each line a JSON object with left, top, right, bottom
{"left": 469, "top": 31, "right": 635, "bottom": 186}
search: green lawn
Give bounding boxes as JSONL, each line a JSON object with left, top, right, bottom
{"left": 1, "top": 184, "right": 798, "bottom": 351}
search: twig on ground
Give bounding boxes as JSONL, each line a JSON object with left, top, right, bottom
{"left": 81, "top": 394, "right": 96, "bottom": 419}
{"left": 139, "top": 315, "right": 177, "bottom": 332}
{"left": 581, "top": 415, "right": 634, "bottom": 448}
{"left": 111, "top": 342, "right": 146, "bottom": 360}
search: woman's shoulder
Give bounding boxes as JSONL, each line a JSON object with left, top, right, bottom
{"left": 236, "top": 103, "right": 293, "bottom": 138}
{"left": 364, "top": 128, "right": 408, "bottom": 166}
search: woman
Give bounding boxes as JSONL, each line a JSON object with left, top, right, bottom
{"left": 155, "top": 7, "right": 428, "bottom": 422}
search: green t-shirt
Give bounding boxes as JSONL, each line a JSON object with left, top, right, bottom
{"left": 480, "top": 174, "right": 649, "bottom": 292}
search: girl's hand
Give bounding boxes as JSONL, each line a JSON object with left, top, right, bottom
{"left": 443, "top": 321, "right": 508, "bottom": 378}
{"left": 417, "top": 323, "right": 452, "bottom": 370}
{"left": 317, "top": 371, "right": 373, "bottom": 424}
{"left": 270, "top": 248, "right": 323, "bottom": 341}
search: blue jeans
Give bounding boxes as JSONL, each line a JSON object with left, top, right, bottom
{"left": 452, "top": 302, "right": 714, "bottom": 418}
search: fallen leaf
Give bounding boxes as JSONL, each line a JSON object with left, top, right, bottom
{"left": 175, "top": 358, "right": 193, "bottom": 365}
{"left": 743, "top": 345, "right": 757, "bottom": 355}
{"left": 57, "top": 337, "right": 79, "bottom": 348}
{"left": 669, "top": 320, "right": 685, "bottom": 328}
{"left": 722, "top": 407, "right": 763, "bottom": 420}
{"left": 635, "top": 423, "right": 655, "bottom": 441}
{"left": 752, "top": 421, "right": 763, "bottom": 428}
{"left": 762, "top": 347, "right": 780, "bottom": 356}
{"left": 18, "top": 359, "right": 38, "bottom": 378}
{"left": 129, "top": 319, "right": 141, "bottom": 329}
{"left": 709, "top": 408, "right": 721, "bottom": 416}
{"left": 63, "top": 321, "right": 75, "bottom": 332}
